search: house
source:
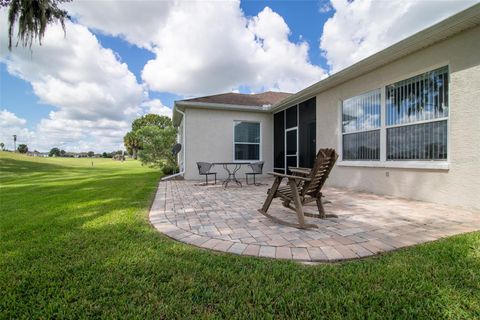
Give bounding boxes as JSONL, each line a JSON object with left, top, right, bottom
{"left": 172, "top": 91, "right": 291, "bottom": 180}
{"left": 27, "top": 151, "right": 49, "bottom": 157}
{"left": 172, "top": 4, "right": 480, "bottom": 209}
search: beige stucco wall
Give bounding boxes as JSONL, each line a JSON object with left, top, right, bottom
{"left": 183, "top": 108, "right": 273, "bottom": 180}
{"left": 315, "top": 25, "right": 480, "bottom": 209}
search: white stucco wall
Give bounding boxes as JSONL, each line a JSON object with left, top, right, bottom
{"left": 315, "top": 25, "right": 480, "bottom": 209}
{"left": 183, "top": 108, "right": 273, "bottom": 180}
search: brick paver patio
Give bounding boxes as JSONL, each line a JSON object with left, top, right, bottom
{"left": 149, "top": 179, "right": 480, "bottom": 262}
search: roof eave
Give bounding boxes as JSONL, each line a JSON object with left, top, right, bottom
{"left": 172, "top": 100, "right": 272, "bottom": 127}
{"left": 271, "top": 3, "right": 480, "bottom": 112}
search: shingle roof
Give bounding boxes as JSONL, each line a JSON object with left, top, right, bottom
{"left": 182, "top": 91, "right": 291, "bottom": 107}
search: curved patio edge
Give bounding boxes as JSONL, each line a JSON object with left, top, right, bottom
{"left": 149, "top": 180, "right": 480, "bottom": 263}
{"left": 148, "top": 182, "right": 344, "bottom": 262}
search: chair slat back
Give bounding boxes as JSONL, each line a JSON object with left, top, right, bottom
{"left": 197, "top": 162, "right": 213, "bottom": 175}
{"left": 301, "top": 148, "right": 338, "bottom": 197}
{"left": 249, "top": 161, "right": 264, "bottom": 174}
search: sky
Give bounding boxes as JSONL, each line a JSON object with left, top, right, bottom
{"left": 0, "top": 0, "right": 477, "bottom": 152}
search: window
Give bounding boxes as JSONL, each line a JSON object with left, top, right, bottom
{"left": 339, "top": 66, "right": 449, "bottom": 167}
{"left": 341, "top": 89, "right": 381, "bottom": 160}
{"left": 234, "top": 121, "right": 260, "bottom": 161}
{"left": 386, "top": 66, "right": 448, "bottom": 160}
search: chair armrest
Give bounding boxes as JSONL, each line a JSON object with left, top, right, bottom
{"left": 291, "top": 166, "right": 311, "bottom": 170}
{"left": 289, "top": 167, "right": 311, "bottom": 175}
{"left": 267, "top": 172, "right": 311, "bottom": 181}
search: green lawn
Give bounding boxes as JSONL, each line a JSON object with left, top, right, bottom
{"left": 1, "top": 151, "right": 479, "bottom": 319}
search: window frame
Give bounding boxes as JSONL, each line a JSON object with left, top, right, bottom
{"left": 340, "top": 88, "right": 382, "bottom": 161}
{"left": 337, "top": 64, "right": 450, "bottom": 170}
{"left": 233, "top": 120, "right": 262, "bottom": 162}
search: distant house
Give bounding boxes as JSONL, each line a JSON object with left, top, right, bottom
{"left": 75, "top": 152, "right": 89, "bottom": 158}
{"left": 172, "top": 4, "right": 480, "bottom": 209}
{"left": 27, "top": 151, "right": 49, "bottom": 157}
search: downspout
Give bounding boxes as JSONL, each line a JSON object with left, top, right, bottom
{"left": 161, "top": 108, "right": 186, "bottom": 181}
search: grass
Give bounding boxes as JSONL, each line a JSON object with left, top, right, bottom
{"left": 1, "top": 151, "right": 479, "bottom": 319}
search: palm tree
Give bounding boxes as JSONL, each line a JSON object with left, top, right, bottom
{"left": 0, "top": 142, "right": 4, "bottom": 150}
{"left": 123, "top": 131, "right": 141, "bottom": 160}
{"left": 1, "top": 0, "right": 70, "bottom": 51}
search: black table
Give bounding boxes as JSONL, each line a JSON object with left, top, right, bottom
{"left": 213, "top": 162, "right": 251, "bottom": 188}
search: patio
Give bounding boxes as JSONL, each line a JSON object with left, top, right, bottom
{"left": 149, "top": 179, "right": 480, "bottom": 262}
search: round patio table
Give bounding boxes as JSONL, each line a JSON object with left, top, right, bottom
{"left": 213, "top": 162, "right": 251, "bottom": 188}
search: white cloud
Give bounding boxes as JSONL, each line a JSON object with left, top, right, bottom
{"left": 320, "top": 0, "right": 478, "bottom": 73}
{"left": 141, "top": 99, "right": 172, "bottom": 118}
{"left": 66, "top": 0, "right": 326, "bottom": 96}
{"left": 0, "top": 11, "right": 147, "bottom": 152}
{"left": 0, "top": 109, "right": 35, "bottom": 150}
{"left": 318, "top": 0, "right": 333, "bottom": 13}
{"left": 34, "top": 112, "right": 132, "bottom": 152}
{"left": 0, "top": 109, "right": 26, "bottom": 127}
{"left": 64, "top": 0, "right": 174, "bottom": 50}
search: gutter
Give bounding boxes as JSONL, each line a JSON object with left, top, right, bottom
{"left": 175, "top": 100, "right": 272, "bottom": 112}
{"left": 161, "top": 108, "right": 186, "bottom": 181}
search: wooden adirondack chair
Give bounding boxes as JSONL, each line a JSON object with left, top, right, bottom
{"left": 258, "top": 148, "right": 338, "bottom": 229}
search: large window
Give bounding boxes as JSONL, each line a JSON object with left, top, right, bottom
{"left": 234, "top": 121, "right": 260, "bottom": 161}
{"left": 342, "top": 89, "right": 381, "bottom": 160}
{"left": 340, "top": 66, "right": 449, "bottom": 166}
{"left": 386, "top": 66, "right": 448, "bottom": 160}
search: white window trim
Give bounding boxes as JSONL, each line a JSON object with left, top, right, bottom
{"left": 337, "top": 161, "right": 449, "bottom": 170}
{"left": 233, "top": 120, "right": 262, "bottom": 162}
{"left": 337, "top": 65, "right": 450, "bottom": 171}
{"left": 284, "top": 105, "right": 300, "bottom": 171}
{"left": 285, "top": 126, "right": 299, "bottom": 170}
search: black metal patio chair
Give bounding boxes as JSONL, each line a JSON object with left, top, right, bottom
{"left": 196, "top": 162, "right": 216, "bottom": 185}
{"left": 245, "top": 161, "right": 264, "bottom": 186}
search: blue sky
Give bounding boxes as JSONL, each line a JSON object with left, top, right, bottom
{"left": 0, "top": 0, "right": 475, "bottom": 152}
{"left": 0, "top": 1, "right": 332, "bottom": 131}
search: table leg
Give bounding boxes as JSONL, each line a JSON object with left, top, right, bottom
{"left": 232, "top": 163, "right": 242, "bottom": 187}
{"left": 222, "top": 164, "right": 232, "bottom": 188}
{"left": 221, "top": 163, "right": 243, "bottom": 188}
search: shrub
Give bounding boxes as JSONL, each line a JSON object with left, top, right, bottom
{"left": 161, "top": 163, "right": 179, "bottom": 175}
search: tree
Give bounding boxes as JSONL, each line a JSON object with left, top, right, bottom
{"left": 137, "top": 126, "right": 177, "bottom": 168}
{"left": 2, "top": 0, "right": 70, "bottom": 51}
{"left": 13, "top": 134, "right": 16, "bottom": 152}
{"left": 102, "top": 152, "right": 108, "bottom": 158}
{"left": 60, "top": 149, "right": 66, "bottom": 156}
{"left": 17, "top": 143, "right": 28, "bottom": 153}
{"left": 132, "top": 114, "right": 172, "bottom": 131}
{"left": 0, "top": 142, "right": 4, "bottom": 150}
{"left": 87, "top": 151, "right": 95, "bottom": 157}
{"left": 123, "top": 131, "right": 141, "bottom": 160}
{"left": 49, "top": 147, "right": 60, "bottom": 157}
